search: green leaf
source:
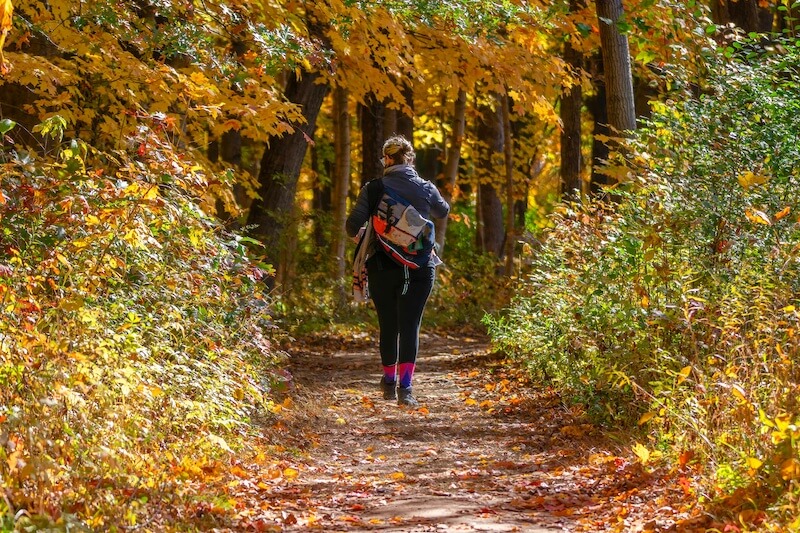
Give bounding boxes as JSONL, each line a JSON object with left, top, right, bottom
{"left": 705, "top": 24, "right": 717, "bottom": 35}
{"left": 635, "top": 50, "right": 657, "bottom": 64}
{"left": 0, "top": 119, "right": 16, "bottom": 135}
{"left": 616, "top": 21, "right": 632, "bottom": 34}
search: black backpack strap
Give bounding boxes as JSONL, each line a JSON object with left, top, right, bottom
{"left": 366, "top": 178, "right": 384, "bottom": 215}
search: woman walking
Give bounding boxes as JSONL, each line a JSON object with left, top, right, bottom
{"left": 346, "top": 135, "right": 450, "bottom": 407}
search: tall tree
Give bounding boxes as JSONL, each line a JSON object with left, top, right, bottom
{"left": 397, "top": 83, "right": 415, "bottom": 139}
{"left": 560, "top": 0, "right": 585, "bottom": 200}
{"left": 434, "top": 88, "right": 467, "bottom": 256}
{"left": 331, "top": 85, "right": 351, "bottom": 287}
{"left": 595, "top": 0, "right": 636, "bottom": 137}
{"left": 587, "top": 53, "right": 611, "bottom": 193}
{"left": 360, "top": 94, "right": 386, "bottom": 187}
{"left": 502, "top": 93, "right": 516, "bottom": 276}
{"left": 245, "top": 68, "right": 330, "bottom": 277}
{"left": 476, "top": 98, "right": 505, "bottom": 258}
{"left": 711, "top": 0, "right": 772, "bottom": 32}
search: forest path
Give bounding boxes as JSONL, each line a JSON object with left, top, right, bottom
{"left": 270, "top": 331, "right": 698, "bottom": 533}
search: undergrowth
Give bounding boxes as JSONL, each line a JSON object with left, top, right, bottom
{"left": 486, "top": 36, "right": 800, "bottom": 527}
{"left": 0, "top": 119, "right": 284, "bottom": 529}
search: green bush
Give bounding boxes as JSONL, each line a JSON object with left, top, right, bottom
{"left": 487, "top": 36, "right": 800, "bottom": 516}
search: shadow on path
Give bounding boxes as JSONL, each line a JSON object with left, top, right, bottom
{"left": 272, "top": 331, "right": 681, "bottom": 533}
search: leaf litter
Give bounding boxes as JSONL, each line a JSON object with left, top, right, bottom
{"left": 154, "top": 330, "right": 715, "bottom": 532}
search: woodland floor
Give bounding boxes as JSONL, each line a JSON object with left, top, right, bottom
{"left": 246, "top": 330, "right": 712, "bottom": 533}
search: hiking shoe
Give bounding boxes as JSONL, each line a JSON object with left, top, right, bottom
{"left": 380, "top": 376, "right": 397, "bottom": 401}
{"left": 397, "top": 387, "right": 419, "bottom": 408}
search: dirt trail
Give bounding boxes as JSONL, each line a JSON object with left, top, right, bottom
{"left": 274, "top": 331, "right": 696, "bottom": 533}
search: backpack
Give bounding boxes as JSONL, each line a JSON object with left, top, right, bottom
{"left": 367, "top": 178, "right": 435, "bottom": 269}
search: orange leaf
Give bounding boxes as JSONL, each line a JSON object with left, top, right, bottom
{"left": 775, "top": 206, "right": 791, "bottom": 221}
{"left": 678, "top": 449, "right": 694, "bottom": 467}
{"left": 0, "top": 0, "right": 9, "bottom": 28}
{"left": 781, "top": 458, "right": 800, "bottom": 480}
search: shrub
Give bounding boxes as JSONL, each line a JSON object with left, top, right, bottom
{"left": 487, "top": 36, "right": 800, "bottom": 515}
{"left": 0, "top": 118, "right": 283, "bottom": 527}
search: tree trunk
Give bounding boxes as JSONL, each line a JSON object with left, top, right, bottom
{"left": 434, "top": 89, "right": 466, "bottom": 256}
{"left": 560, "top": 0, "right": 585, "bottom": 200}
{"left": 502, "top": 93, "right": 516, "bottom": 277}
{"left": 245, "top": 69, "right": 330, "bottom": 279}
{"left": 476, "top": 100, "right": 505, "bottom": 258}
{"left": 311, "top": 144, "right": 332, "bottom": 249}
{"left": 397, "top": 83, "right": 415, "bottom": 140}
{"left": 595, "top": 0, "right": 636, "bottom": 136}
{"left": 712, "top": 1, "right": 772, "bottom": 35}
{"left": 210, "top": 129, "right": 248, "bottom": 227}
{"left": 331, "top": 85, "right": 351, "bottom": 287}
{"left": 360, "top": 94, "right": 386, "bottom": 187}
{"left": 588, "top": 53, "right": 610, "bottom": 193}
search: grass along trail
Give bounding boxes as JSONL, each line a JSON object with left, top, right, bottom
{"left": 266, "top": 331, "right": 703, "bottom": 532}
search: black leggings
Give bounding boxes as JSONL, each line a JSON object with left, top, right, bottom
{"left": 367, "top": 258, "right": 435, "bottom": 368}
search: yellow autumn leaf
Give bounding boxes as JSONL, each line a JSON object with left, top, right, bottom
{"left": 464, "top": 398, "right": 478, "bottom": 406}
{"left": 637, "top": 412, "right": 656, "bottom": 426}
{"left": 676, "top": 365, "right": 692, "bottom": 386}
{"left": 143, "top": 185, "right": 159, "bottom": 200}
{"left": 731, "top": 383, "right": 748, "bottom": 403}
{"left": 737, "top": 170, "right": 770, "bottom": 190}
{"left": 774, "top": 413, "right": 793, "bottom": 433}
{"left": 0, "top": 0, "right": 12, "bottom": 71}
{"left": 389, "top": 471, "right": 405, "bottom": 480}
{"left": 632, "top": 442, "right": 650, "bottom": 465}
{"left": 283, "top": 467, "right": 299, "bottom": 479}
{"left": 746, "top": 457, "right": 763, "bottom": 470}
{"left": 745, "top": 207, "right": 771, "bottom": 225}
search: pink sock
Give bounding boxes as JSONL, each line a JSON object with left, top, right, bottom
{"left": 383, "top": 365, "right": 397, "bottom": 383}
{"left": 398, "top": 363, "right": 415, "bottom": 389}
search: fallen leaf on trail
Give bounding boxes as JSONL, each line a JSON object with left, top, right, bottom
{"left": 560, "top": 424, "right": 589, "bottom": 437}
{"left": 264, "top": 467, "right": 282, "bottom": 479}
{"left": 389, "top": 471, "right": 405, "bottom": 480}
{"left": 465, "top": 398, "right": 478, "bottom": 406}
{"left": 283, "top": 467, "right": 299, "bottom": 479}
